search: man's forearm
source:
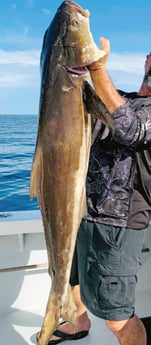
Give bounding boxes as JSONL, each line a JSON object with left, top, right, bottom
{"left": 90, "top": 67, "right": 125, "bottom": 114}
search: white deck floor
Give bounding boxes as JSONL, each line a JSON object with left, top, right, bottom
{"left": 0, "top": 289, "right": 151, "bottom": 345}
{"left": 0, "top": 211, "right": 151, "bottom": 345}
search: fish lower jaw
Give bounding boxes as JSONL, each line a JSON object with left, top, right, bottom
{"left": 67, "top": 66, "right": 88, "bottom": 76}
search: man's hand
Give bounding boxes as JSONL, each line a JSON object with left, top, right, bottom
{"left": 87, "top": 36, "right": 125, "bottom": 113}
{"left": 88, "top": 37, "right": 110, "bottom": 71}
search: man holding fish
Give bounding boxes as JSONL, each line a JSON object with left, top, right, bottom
{"left": 48, "top": 38, "right": 151, "bottom": 345}
{"left": 32, "top": 2, "right": 151, "bottom": 345}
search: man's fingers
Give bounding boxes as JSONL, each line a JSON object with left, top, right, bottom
{"left": 100, "top": 37, "right": 110, "bottom": 55}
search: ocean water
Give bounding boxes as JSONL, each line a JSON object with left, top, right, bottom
{"left": 0, "top": 114, "right": 39, "bottom": 212}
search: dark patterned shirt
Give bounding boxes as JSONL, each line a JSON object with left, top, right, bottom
{"left": 85, "top": 91, "right": 151, "bottom": 229}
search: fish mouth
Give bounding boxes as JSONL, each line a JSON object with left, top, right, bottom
{"left": 67, "top": 66, "right": 88, "bottom": 75}
{"left": 64, "top": 1, "right": 89, "bottom": 17}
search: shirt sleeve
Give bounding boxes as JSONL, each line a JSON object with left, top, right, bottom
{"left": 111, "top": 100, "right": 151, "bottom": 145}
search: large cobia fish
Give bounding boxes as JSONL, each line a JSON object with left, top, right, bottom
{"left": 30, "top": 1, "right": 111, "bottom": 345}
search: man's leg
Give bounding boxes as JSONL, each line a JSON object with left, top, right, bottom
{"left": 106, "top": 316, "right": 146, "bottom": 345}
{"left": 77, "top": 222, "right": 147, "bottom": 345}
{"left": 71, "top": 285, "right": 91, "bottom": 328}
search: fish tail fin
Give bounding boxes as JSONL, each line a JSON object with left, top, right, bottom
{"left": 38, "top": 285, "right": 77, "bottom": 345}
{"left": 38, "top": 288, "right": 61, "bottom": 345}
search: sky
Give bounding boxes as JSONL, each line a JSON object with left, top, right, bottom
{"left": 0, "top": 0, "right": 151, "bottom": 115}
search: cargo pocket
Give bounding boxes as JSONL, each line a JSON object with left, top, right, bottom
{"left": 97, "top": 275, "right": 137, "bottom": 311}
{"left": 98, "top": 275, "right": 124, "bottom": 310}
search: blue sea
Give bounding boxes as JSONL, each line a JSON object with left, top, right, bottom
{"left": 0, "top": 114, "right": 39, "bottom": 212}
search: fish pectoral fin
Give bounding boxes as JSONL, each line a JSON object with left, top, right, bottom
{"left": 83, "top": 81, "right": 113, "bottom": 128}
{"left": 81, "top": 190, "right": 87, "bottom": 219}
{"left": 30, "top": 145, "right": 42, "bottom": 200}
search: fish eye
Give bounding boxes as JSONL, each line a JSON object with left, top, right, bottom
{"left": 72, "top": 19, "right": 80, "bottom": 27}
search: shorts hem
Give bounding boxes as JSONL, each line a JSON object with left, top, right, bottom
{"left": 88, "top": 307, "right": 135, "bottom": 321}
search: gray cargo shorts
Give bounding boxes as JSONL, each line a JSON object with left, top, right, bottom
{"left": 70, "top": 220, "right": 146, "bottom": 321}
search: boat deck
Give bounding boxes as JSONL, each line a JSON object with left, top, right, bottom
{"left": 0, "top": 211, "right": 151, "bottom": 345}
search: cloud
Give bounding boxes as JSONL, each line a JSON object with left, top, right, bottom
{"left": 107, "top": 52, "right": 146, "bottom": 91}
{"left": 108, "top": 52, "right": 145, "bottom": 75}
{"left": 0, "top": 73, "right": 29, "bottom": 87}
{"left": 0, "top": 49, "right": 40, "bottom": 65}
{"left": 0, "top": 30, "right": 42, "bottom": 50}
{"left": 0, "top": 66, "right": 40, "bottom": 88}
{"left": 0, "top": 49, "right": 146, "bottom": 91}
{"left": 0, "top": 49, "right": 40, "bottom": 88}
{"left": 0, "top": 48, "right": 147, "bottom": 114}
{"left": 109, "top": 69, "right": 143, "bottom": 92}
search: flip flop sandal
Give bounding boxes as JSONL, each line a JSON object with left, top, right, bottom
{"left": 36, "top": 321, "right": 89, "bottom": 345}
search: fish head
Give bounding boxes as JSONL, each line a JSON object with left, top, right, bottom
{"left": 60, "top": 1, "right": 105, "bottom": 75}
{"left": 41, "top": 1, "right": 105, "bottom": 79}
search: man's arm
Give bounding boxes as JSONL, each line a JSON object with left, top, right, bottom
{"left": 88, "top": 38, "right": 151, "bottom": 146}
